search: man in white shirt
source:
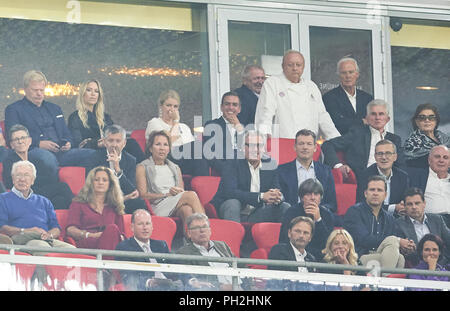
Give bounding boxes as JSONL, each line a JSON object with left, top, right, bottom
{"left": 254, "top": 49, "right": 340, "bottom": 139}
{"left": 395, "top": 187, "right": 450, "bottom": 265}
{"left": 210, "top": 130, "right": 289, "bottom": 223}
{"left": 322, "top": 57, "right": 373, "bottom": 135}
{"left": 424, "top": 145, "right": 450, "bottom": 227}
{"left": 322, "top": 99, "right": 404, "bottom": 182}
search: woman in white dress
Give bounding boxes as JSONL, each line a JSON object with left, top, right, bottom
{"left": 136, "top": 130, "right": 204, "bottom": 234}
{"left": 144, "top": 90, "right": 209, "bottom": 176}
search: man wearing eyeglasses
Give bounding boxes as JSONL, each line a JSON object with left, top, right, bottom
{"left": 175, "top": 213, "right": 243, "bottom": 290}
{"left": 2, "top": 124, "right": 74, "bottom": 210}
{"left": 356, "top": 139, "right": 410, "bottom": 217}
{"left": 322, "top": 99, "right": 405, "bottom": 183}
{"left": 210, "top": 130, "right": 289, "bottom": 223}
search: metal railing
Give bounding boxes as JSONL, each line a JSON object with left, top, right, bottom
{"left": 0, "top": 244, "right": 449, "bottom": 291}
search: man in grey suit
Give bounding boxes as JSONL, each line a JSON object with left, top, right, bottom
{"left": 395, "top": 187, "right": 450, "bottom": 266}
{"left": 175, "top": 213, "right": 242, "bottom": 290}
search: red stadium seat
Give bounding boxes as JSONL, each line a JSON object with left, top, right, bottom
{"left": 44, "top": 253, "right": 98, "bottom": 290}
{"left": 0, "top": 120, "right": 5, "bottom": 135}
{"left": 122, "top": 214, "right": 177, "bottom": 251}
{"left": 386, "top": 274, "right": 407, "bottom": 278}
{"left": 130, "top": 129, "right": 146, "bottom": 153}
{"left": 58, "top": 166, "right": 86, "bottom": 196}
{"left": 249, "top": 222, "right": 281, "bottom": 269}
{"left": 190, "top": 176, "right": 220, "bottom": 219}
{"left": 54, "top": 209, "right": 76, "bottom": 246}
{"left": 0, "top": 250, "right": 36, "bottom": 287}
{"left": 209, "top": 218, "right": 245, "bottom": 257}
{"left": 335, "top": 183, "right": 357, "bottom": 216}
{"left": 333, "top": 151, "right": 357, "bottom": 184}
{"left": 0, "top": 162, "right": 3, "bottom": 182}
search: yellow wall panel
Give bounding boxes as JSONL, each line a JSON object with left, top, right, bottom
{"left": 390, "top": 24, "right": 450, "bottom": 50}
{"left": 0, "top": 0, "right": 193, "bottom": 31}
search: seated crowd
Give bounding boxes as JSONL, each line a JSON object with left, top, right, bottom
{"left": 0, "top": 52, "right": 449, "bottom": 291}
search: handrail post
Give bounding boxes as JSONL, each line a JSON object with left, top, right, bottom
{"left": 96, "top": 253, "right": 104, "bottom": 291}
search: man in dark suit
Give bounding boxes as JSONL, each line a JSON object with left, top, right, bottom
{"left": 277, "top": 129, "right": 337, "bottom": 213}
{"left": 322, "top": 99, "right": 404, "bottom": 183}
{"left": 323, "top": 57, "right": 373, "bottom": 135}
{"left": 93, "top": 124, "right": 146, "bottom": 214}
{"left": 203, "top": 91, "right": 245, "bottom": 175}
{"left": 266, "top": 216, "right": 318, "bottom": 290}
{"left": 234, "top": 65, "right": 266, "bottom": 127}
{"left": 210, "top": 130, "right": 289, "bottom": 223}
{"left": 356, "top": 139, "right": 410, "bottom": 216}
{"left": 279, "top": 178, "right": 334, "bottom": 260}
{"left": 115, "top": 209, "right": 180, "bottom": 291}
{"left": 395, "top": 187, "right": 450, "bottom": 266}
{"left": 5, "top": 70, "right": 97, "bottom": 175}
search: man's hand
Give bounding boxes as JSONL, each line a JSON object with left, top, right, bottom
{"left": 107, "top": 147, "right": 121, "bottom": 172}
{"left": 303, "top": 200, "right": 321, "bottom": 222}
{"left": 39, "top": 140, "right": 60, "bottom": 152}
{"left": 262, "top": 189, "right": 282, "bottom": 205}
{"left": 395, "top": 201, "right": 406, "bottom": 216}
{"left": 339, "top": 165, "right": 352, "bottom": 179}
{"left": 60, "top": 141, "right": 71, "bottom": 151}
{"left": 79, "top": 138, "right": 92, "bottom": 148}
{"left": 124, "top": 190, "right": 139, "bottom": 201}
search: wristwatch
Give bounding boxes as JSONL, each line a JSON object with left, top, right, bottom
{"left": 259, "top": 193, "right": 264, "bottom": 203}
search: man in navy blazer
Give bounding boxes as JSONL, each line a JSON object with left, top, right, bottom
{"left": 356, "top": 139, "right": 410, "bottom": 216}
{"left": 115, "top": 209, "right": 180, "bottom": 291}
{"left": 394, "top": 187, "right": 450, "bottom": 266}
{"left": 210, "top": 130, "right": 289, "bottom": 223}
{"left": 323, "top": 57, "right": 373, "bottom": 135}
{"left": 5, "top": 70, "right": 97, "bottom": 174}
{"left": 234, "top": 65, "right": 266, "bottom": 127}
{"left": 203, "top": 91, "right": 245, "bottom": 175}
{"left": 322, "top": 99, "right": 405, "bottom": 183}
{"left": 93, "top": 125, "right": 146, "bottom": 214}
{"left": 277, "top": 129, "right": 337, "bottom": 214}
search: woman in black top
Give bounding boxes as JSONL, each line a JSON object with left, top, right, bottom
{"left": 68, "top": 79, "right": 145, "bottom": 163}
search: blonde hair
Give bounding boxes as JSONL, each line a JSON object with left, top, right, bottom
{"left": 158, "top": 89, "right": 180, "bottom": 106}
{"left": 322, "top": 229, "right": 358, "bottom": 266}
{"left": 23, "top": 70, "right": 47, "bottom": 88}
{"left": 75, "top": 79, "right": 106, "bottom": 131}
{"left": 74, "top": 166, "right": 125, "bottom": 215}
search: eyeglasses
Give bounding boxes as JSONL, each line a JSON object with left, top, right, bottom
{"left": 375, "top": 151, "right": 396, "bottom": 158}
{"left": 188, "top": 225, "right": 210, "bottom": 231}
{"left": 416, "top": 115, "right": 437, "bottom": 122}
{"left": 10, "top": 136, "right": 29, "bottom": 143}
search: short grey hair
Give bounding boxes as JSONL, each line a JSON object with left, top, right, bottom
{"left": 23, "top": 70, "right": 47, "bottom": 88}
{"left": 104, "top": 124, "right": 126, "bottom": 140}
{"left": 8, "top": 124, "right": 30, "bottom": 141}
{"left": 282, "top": 49, "right": 304, "bottom": 66}
{"left": 131, "top": 209, "right": 152, "bottom": 224}
{"left": 366, "top": 99, "right": 390, "bottom": 117}
{"left": 337, "top": 57, "right": 360, "bottom": 74}
{"left": 242, "top": 65, "right": 265, "bottom": 80}
{"left": 11, "top": 160, "right": 37, "bottom": 179}
{"left": 375, "top": 139, "right": 397, "bottom": 153}
{"left": 186, "top": 213, "right": 210, "bottom": 229}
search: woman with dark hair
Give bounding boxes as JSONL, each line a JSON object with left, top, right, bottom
{"left": 68, "top": 79, "right": 145, "bottom": 163}
{"left": 136, "top": 130, "right": 204, "bottom": 234}
{"left": 403, "top": 103, "right": 450, "bottom": 169}
{"left": 66, "top": 166, "right": 125, "bottom": 250}
{"left": 409, "top": 234, "right": 448, "bottom": 288}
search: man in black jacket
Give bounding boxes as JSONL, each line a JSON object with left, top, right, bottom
{"left": 234, "top": 65, "right": 266, "bottom": 126}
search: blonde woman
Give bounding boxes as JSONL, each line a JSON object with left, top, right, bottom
{"left": 68, "top": 79, "right": 145, "bottom": 162}
{"left": 66, "top": 166, "right": 125, "bottom": 250}
{"left": 144, "top": 90, "right": 194, "bottom": 147}
{"left": 322, "top": 228, "right": 359, "bottom": 274}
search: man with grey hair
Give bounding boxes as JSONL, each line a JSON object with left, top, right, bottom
{"left": 278, "top": 178, "right": 334, "bottom": 260}
{"left": 5, "top": 70, "right": 98, "bottom": 175}
{"left": 93, "top": 124, "right": 146, "bottom": 214}
{"left": 175, "top": 213, "right": 242, "bottom": 290}
{"left": 322, "top": 99, "right": 404, "bottom": 182}
{"left": 234, "top": 65, "right": 266, "bottom": 126}
{"left": 0, "top": 160, "right": 75, "bottom": 252}
{"left": 255, "top": 50, "right": 340, "bottom": 139}
{"left": 323, "top": 57, "right": 373, "bottom": 135}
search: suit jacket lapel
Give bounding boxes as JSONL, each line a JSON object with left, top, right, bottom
{"left": 405, "top": 218, "right": 419, "bottom": 244}
{"left": 337, "top": 86, "right": 356, "bottom": 117}
{"left": 363, "top": 126, "right": 371, "bottom": 165}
